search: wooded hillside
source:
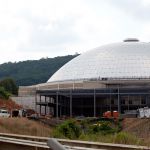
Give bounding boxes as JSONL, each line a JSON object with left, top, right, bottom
{"left": 0, "top": 54, "right": 78, "bottom": 86}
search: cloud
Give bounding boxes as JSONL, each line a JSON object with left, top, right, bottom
{"left": 0, "top": 0, "right": 149, "bottom": 63}
{"left": 108, "top": 0, "right": 150, "bottom": 21}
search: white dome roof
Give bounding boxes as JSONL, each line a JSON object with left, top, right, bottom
{"left": 48, "top": 41, "right": 150, "bottom": 82}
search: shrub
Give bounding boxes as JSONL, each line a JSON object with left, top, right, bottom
{"left": 0, "top": 78, "right": 18, "bottom": 95}
{"left": 53, "top": 119, "right": 81, "bottom": 139}
{"left": 89, "top": 121, "right": 116, "bottom": 135}
{"left": 52, "top": 119, "right": 144, "bottom": 146}
{"left": 0, "top": 86, "right": 10, "bottom": 99}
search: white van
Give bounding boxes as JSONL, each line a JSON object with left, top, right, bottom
{"left": 0, "top": 109, "right": 10, "bottom": 118}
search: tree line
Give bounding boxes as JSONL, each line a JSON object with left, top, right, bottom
{"left": 0, "top": 54, "right": 78, "bottom": 86}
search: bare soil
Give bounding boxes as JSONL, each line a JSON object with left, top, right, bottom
{"left": 122, "top": 118, "right": 150, "bottom": 144}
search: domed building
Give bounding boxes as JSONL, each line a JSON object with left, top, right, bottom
{"left": 18, "top": 38, "right": 150, "bottom": 117}
{"left": 48, "top": 38, "right": 150, "bottom": 82}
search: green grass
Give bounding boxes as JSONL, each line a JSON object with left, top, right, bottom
{"left": 78, "top": 132, "right": 143, "bottom": 145}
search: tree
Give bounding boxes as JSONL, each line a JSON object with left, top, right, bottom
{"left": 0, "top": 78, "right": 18, "bottom": 95}
{"left": 0, "top": 87, "right": 10, "bottom": 99}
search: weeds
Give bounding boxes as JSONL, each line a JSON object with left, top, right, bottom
{"left": 113, "top": 132, "right": 142, "bottom": 145}
{"left": 53, "top": 118, "right": 144, "bottom": 146}
{"left": 0, "top": 118, "right": 52, "bottom": 137}
{"left": 53, "top": 119, "right": 81, "bottom": 139}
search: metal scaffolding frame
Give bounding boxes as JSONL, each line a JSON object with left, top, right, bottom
{"left": 35, "top": 86, "right": 150, "bottom": 117}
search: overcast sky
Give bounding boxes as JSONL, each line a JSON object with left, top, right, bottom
{"left": 0, "top": 0, "right": 150, "bottom": 64}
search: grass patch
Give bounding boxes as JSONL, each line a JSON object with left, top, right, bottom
{"left": 113, "top": 132, "right": 142, "bottom": 145}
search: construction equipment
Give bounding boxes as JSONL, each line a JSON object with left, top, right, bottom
{"left": 103, "top": 111, "right": 119, "bottom": 119}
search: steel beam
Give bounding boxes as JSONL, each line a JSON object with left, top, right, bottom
{"left": 39, "top": 95, "right": 41, "bottom": 115}
{"left": 94, "top": 89, "right": 96, "bottom": 117}
{"left": 118, "top": 86, "right": 120, "bottom": 113}
{"left": 70, "top": 90, "right": 72, "bottom": 117}
{"left": 56, "top": 92, "right": 59, "bottom": 119}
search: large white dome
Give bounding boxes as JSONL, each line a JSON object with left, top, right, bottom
{"left": 48, "top": 40, "right": 150, "bottom": 82}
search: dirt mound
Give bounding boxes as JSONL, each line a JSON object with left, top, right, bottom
{"left": 123, "top": 118, "right": 150, "bottom": 143}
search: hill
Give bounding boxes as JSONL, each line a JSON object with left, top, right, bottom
{"left": 0, "top": 54, "right": 79, "bottom": 86}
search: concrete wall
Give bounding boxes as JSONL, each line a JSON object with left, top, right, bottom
{"left": 11, "top": 96, "right": 36, "bottom": 110}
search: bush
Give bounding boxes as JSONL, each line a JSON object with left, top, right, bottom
{"left": 53, "top": 119, "right": 81, "bottom": 139}
{"left": 52, "top": 119, "right": 144, "bottom": 146}
{"left": 0, "top": 78, "right": 18, "bottom": 95}
{"left": 89, "top": 121, "right": 116, "bottom": 135}
{"left": 0, "top": 86, "right": 10, "bottom": 99}
{"left": 80, "top": 119, "right": 92, "bottom": 133}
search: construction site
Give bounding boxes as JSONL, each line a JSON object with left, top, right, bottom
{"left": 1, "top": 39, "right": 150, "bottom": 149}
{"left": 15, "top": 39, "right": 150, "bottom": 119}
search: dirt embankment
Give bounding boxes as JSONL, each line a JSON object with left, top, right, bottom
{"left": 0, "top": 118, "right": 52, "bottom": 137}
{"left": 0, "top": 99, "right": 52, "bottom": 137}
{"left": 122, "top": 118, "right": 150, "bottom": 143}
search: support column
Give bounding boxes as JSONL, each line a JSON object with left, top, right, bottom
{"left": 59, "top": 95, "right": 61, "bottom": 117}
{"left": 45, "top": 96, "right": 47, "bottom": 115}
{"left": 118, "top": 86, "right": 120, "bottom": 113}
{"left": 70, "top": 90, "right": 72, "bottom": 117}
{"left": 140, "top": 95, "right": 141, "bottom": 108}
{"left": 109, "top": 89, "right": 112, "bottom": 111}
{"left": 128, "top": 95, "right": 130, "bottom": 111}
{"left": 94, "top": 89, "right": 96, "bottom": 117}
{"left": 60, "top": 106, "right": 61, "bottom": 117}
{"left": 49, "top": 97, "right": 51, "bottom": 115}
{"left": 40, "top": 95, "right": 41, "bottom": 115}
{"left": 56, "top": 92, "right": 59, "bottom": 119}
{"left": 35, "top": 93, "right": 37, "bottom": 113}
{"left": 146, "top": 95, "right": 148, "bottom": 106}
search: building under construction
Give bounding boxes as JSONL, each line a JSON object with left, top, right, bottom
{"left": 18, "top": 38, "right": 150, "bottom": 118}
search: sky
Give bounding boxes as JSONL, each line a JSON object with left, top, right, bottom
{"left": 0, "top": 0, "right": 150, "bottom": 64}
